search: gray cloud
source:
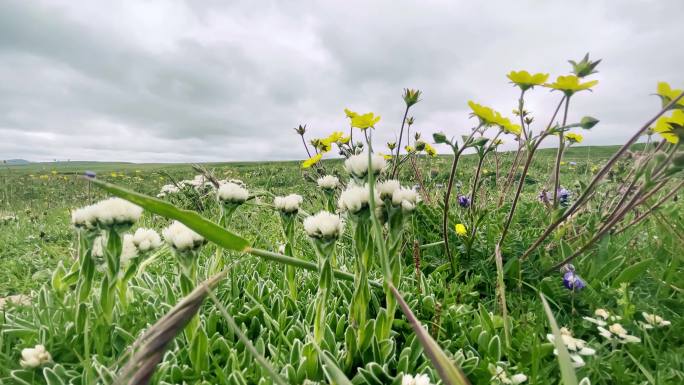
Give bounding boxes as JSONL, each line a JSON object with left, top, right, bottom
{"left": 1, "top": 0, "right": 682, "bottom": 162}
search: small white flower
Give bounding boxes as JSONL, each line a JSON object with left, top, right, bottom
{"left": 598, "top": 323, "right": 641, "bottom": 343}
{"left": 401, "top": 373, "right": 432, "bottom": 385}
{"left": 376, "top": 180, "right": 401, "bottom": 200}
{"left": 274, "top": 194, "right": 303, "bottom": 214}
{"left": 303, "top": 211, "right": 343, "bottom": 239}
{"left": 71, "top": 205, "right": 98, "bottom": 229}
{"left": 583, "top": 308, "right": 621, "bottom": 326}
{"left": 157, "top": 184, "right": 180, "bottom": 197}
{"left": 132, "top": 228, "right": 162, "bottom": 252}
{"left": 547, "top": 328, "right": 595, "bottom": 368}
{"left": 641, "top": 312, "right": 670, "bottom": 328}
{"left": 217, "top": 182, "right": 249, "bottom": 204}
{"left": 120, "top": 234, "right": 137, "bottom": 264}
{"left": 510, "top": 373, "right": 528, "bottom": 384}
{"left": 595, "top": 308, "right": 609, "bottom": 320}
{"left": 392, "top": 187, "right": 420, "bottom": 211}
{"left": 317, "top": 175, "right": 340, "bottom": 190}
{"left": 338, "top": 185, "right": 380, "bottom": 213}
{"left": 162, "top": 221, "right": 205, "bottom": 251}
{"left": 491, "top": 365, "right": 527, "bottom": 384}
{"left": 20, "top": 344, "right": 52, "bottom": 368}
{"left": 80, "top": 198, "right": 142, "bottom": 228}
{"left": 277, "top": 243, "right": 286, "bottom": 254}
{"left": 344, "top": 153, "right": 386, "bottom": 178}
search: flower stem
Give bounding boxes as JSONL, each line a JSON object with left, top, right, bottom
{"left": 552, "top": 98, "right": 571, "bottom": 208}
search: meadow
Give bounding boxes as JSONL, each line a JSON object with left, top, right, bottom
{"left": 1, "top": 57, "right": 683, "bottom": 385}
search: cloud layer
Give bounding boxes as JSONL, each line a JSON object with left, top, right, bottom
{"left": 1, "top": 0, "right": 682, "bottom": 162}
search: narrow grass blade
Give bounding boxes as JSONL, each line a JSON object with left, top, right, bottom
{"left": 205, "top": 289, "right": 288, "bottom": 385}
{"left": 494, "top": 244, "right": 511, "bottom": 349}
{"left": 390, "top": 283, "right": 471, "bottom": 385}
{"left": 539, "top": 294, "right": 579, "bottom": 385}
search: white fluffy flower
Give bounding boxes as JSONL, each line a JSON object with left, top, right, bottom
{"left": 120, "top": 234, "right": 137, "bottom": 264}
{"left": 344, "top": 153, "right": 387, "bottom": 178}
{"left": 157, "top": 184, "right": 180, "bottom": 197}
{"left": 641, "top": 312, "right": 671, "bottom": 329}
{"left": 274, "top": 194, "right": 303, "bottom": 213}
{"left": 597, "top": 323, "right": 641, "bottom": 343}
{"left": 547, "top": 327, "right": 596, "bottom": 368}
{"left": 392, "top": 187, "right": 420, "bottom": 211}
{"left": 491, "top": 366, "right": 527, "bottom": 384}
{"left": 583, "top": 308, "right": 621, "bottom": 326}
{"left": 217, "top": 182, "right": 249, "bottom": 204}
{"left": 401, "top": 373, "right": 432, "bottom": 385}
{"left": 376, "top": 180, "right": 401, "bottom": 200}
{"left": 303, "top": 211, "right": 344, "bottom": 239}
{"left": 162, "top": 221, "right": 205, "bottom": 251}
{"left": 338, "top": 185, "right": 380, "bottom": 213}
{"left": 80, "top": 198, "right": 142, "bottom": 228}
{"left": 92, "top": 236, "right": 105, "bottom": 258}
{"left": 132, "top": 228, "right": 162, "bottom": 252}
{"left": 20, "top": 344, "right": 52, "bottom": 368}
{"left": 317, "top": 175, "right": 340, "bottom": 189}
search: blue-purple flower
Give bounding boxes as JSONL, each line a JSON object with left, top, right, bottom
{"left": 558, "top": 187, "right": 571, "bottom": 206}
{"left": 458, "top": 195, "right": 471, "bottom": 208}
{"left": 562, "top": 265, "right": 585, "bottom": 291}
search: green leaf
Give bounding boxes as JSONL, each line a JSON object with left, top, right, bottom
{"left": 612, "top": 259, "right": 652, "bottom": 287}
{"left": 43, "top": 367, "right": 66, "bottom": 385}
{"left": 540, "top": 294, "right": 579, "bottom": 385}
{"left": 390, "top": 284, "right": 471, "bottom": 385}
{"left": 313, "top": 344, "right": 354, "bottom": 385}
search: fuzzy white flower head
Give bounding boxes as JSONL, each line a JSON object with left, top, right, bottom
{"left": 401, "top": 373, "right": 432, "bottom": 385}
{"left": 274, "top": 194, "right": 303, "bottom": 214}
{"left": 344, "top": 152, "right": 387, "bottom": 178}
{"left": 317, "top": 175, "right": 340, "bottom": 190}
{"left": 547, "top": 327, "right": 595, "bottom": 368}
{"left": 120, "top": 234, "right": 137, "bottom": 265}
{"left": 71, "top": 205, "right": 98, "bottom": 229}
{"left": 20, "top": 344, "right": 52, "bottom": 368}
{"left": 491, "top": 366, "right": 527, "bottom": 384}
{"left": 132, "top": 228, "right": 162, "bottom": 252}
{"left": 92, "top": 236, "right": 105, "bottom": 258}
{"left": 598, "top": 323, "right": 641, "bottom": 343}
{"left": 162, "top": 221, "right": 205, "bottom": 251}
{"left": 91, "top": 198, "right": 143, "bottom": 228}
{"left": 594, "top": 308, "right": 609, "bottom": 320}
{"left": 338, "top": 185, "right": 381, "bottom": 214}
{"left": 157, "top": 184, "right": 180, "bottom": 197}
{"left": 303, "top": 211, "right": 344, "bottom": 239}
{"left": 376, "top": 180, "right": 401, "bottom": 200}
{"left": 392, "top": 187, "right": 421, "bottom": 211}
{"left": 217, "top": 182, "right": 249, "bottom": 204}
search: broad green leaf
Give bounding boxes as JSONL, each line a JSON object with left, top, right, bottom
{"left": 612, "top": 259, "right": 652, "bottom": 287}
{"left": 313, "top": 344, "right": 354, "bottom": 385}
{"left": 390, "top": 284, "right": 471, "bottom": 385}
{"left": 540, "top": 294, "right": 579, "bottom": 385}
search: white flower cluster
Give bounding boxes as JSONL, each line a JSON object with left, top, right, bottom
{"left": 157, "top": 184, "right": 180, "bottom": 198}
{"left": 338, "top": 185, "right": 381, "bottom": 213}
{"left": 317, "top": 175, "right": 340, "bottom": 190}
{"left": 491, "top": 365, "right": 527, "bottom": 385}
{"left": 20, "top": 344, "right": 52, "bottom": 368}
{"left": 401, "top": 373, "right": 432, "bottom": 385}
{"left": 120, "top": 234, "right": 137, "bottom": 264}
{"left": 547, "top": 327, "right": 596, "bottom": 367}
{"left": 217, "top": 182, "right": 249, "bottom": 204}
{"left": 344, "top": 153, "right": 387, "bottom": 178}
{"left": 132, "top": 228, "right": 163, "bottom": 252}
{"left": 597, "top": 323, "right": 641, "bottom": 343}
{"left": 274, "top": 194, "right": 303, "bottom": 214}
{"left": 376, "top": 180, "right": 401, "bottom": 200}
{"left": 392, "top": 187, "right": 420, "bottom": 211}
{"left": 582, "top": 308, "right": 621, "bottom": 326}
{"left": 641, "top": 312, "right": 671, "bottom": 329}
{"left": 71, "top": 198, "right": 143, "bottom": 229}
{"left": 162, "top": 221, "right": 205, "bottom": 251}
{"left": 303, "top": 211, "right": 344, "bottom": 239}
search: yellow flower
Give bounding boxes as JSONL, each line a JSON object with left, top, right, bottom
{"left": 507, "top": 70, "right": 549, "bottom": 91}
{"left": 344, "top": 108, "right": 358, "bottom": 119}
{"left": 564, "top": 133, "right": 584, "bottom": 143}
{"left": 39, "top": 175, "right": 48, "bottom": 180}
{"left": 545, "top": 75, "right": 598, "bottom": 96}
{"left": 405, "top": 145, "right": 415, "bottom": 153}
{"left": 379, "top": 152, "right": 393, "bottom": 160}
{"left": 656, "top": 82, "right": 684, "bottom": 108}
{"left": 652, "top": 110, "right": 684, "bottom": 144}
{"left": 321, "top": 131, "right": 346, "bottom": 147}
{"left": 493, "top": 114, "right": 522, "bottom": 136}
{"left": 110, "top": 172, "right": 117, "bottom": 177}
{"left": 560, "top": 161, "right": 567, "bottom": 166}
{"left": 468, "top": 101, "right": 497, "bottom": 125}
{"left": 51, "top": 170, "right": 57, "bottom": 175}
{"left": 423, "top": 143, "right": 437, "bottom": 157}
{"left": 455, "top": 223, "right": 467, "bottom": 236}
{"left": 351, "top": 112, "right": 381, "bottom": 130}
{"left": 301, "top": 153, "right": 323, "bottom": 169}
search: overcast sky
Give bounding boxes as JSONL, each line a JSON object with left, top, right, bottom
{"left": 1, "top": 0, "right": 682, "bottom": 163}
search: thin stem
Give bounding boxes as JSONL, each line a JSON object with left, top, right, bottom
{"left": 552, "top": 97, "right": 570, "bottom": 208}
{"left": 392, "top": 105, "right": 411, "bottom": 178}
{"left": 300, "top": 135, "right": 312, "bottom": 158}
{"left": 519, "top": 91, "right": 684, "bottom": 261}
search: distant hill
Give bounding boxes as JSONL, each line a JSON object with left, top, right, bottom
{"left": 2, "top": 159, "right": 30, "bottom": 165}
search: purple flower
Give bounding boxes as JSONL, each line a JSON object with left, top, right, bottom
{"left": 558, "top": 187, "right": 571, "bottom": 206}
{"left": 563, "top": 271, "right": 585, "bottom": 291}
{"left": 458, "top": 195, "right": 471, "bottom": 208}
{"left": 538, "top": 189, "right": 551, "bottom": 205}
{"left": 84, "top": 170, "right": 97, "bottom": 179}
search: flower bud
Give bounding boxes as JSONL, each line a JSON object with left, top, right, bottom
{"left": 402, "top": 88, "right": 422, "bottom": 107}
{"left": 580, "top": 116, "right": 599, "bottom": 130}
{"left": 569, "top": 53, "right": 601, "bottom": 78}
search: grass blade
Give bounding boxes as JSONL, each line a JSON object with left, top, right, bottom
{"left": 539, "top": 294, "right": 579, "bottom": 385}
{"left": 390, "top": 283, "right": 471, "bottom": 385}
{"left": 311, "top": 343, "right": 354, "bottom": 385}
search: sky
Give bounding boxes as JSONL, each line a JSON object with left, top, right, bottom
{"left": 1, "top": 0, "right": 682, "bottom": 163}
